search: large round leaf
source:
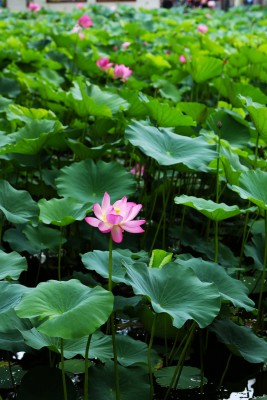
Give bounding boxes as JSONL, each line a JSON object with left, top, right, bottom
{"left": 231, "top": 170, "right": 267, "bottom": 211}
{"left": 187, "top": 56, "right": 223, "bottom": 83}
{"left": 124, "top": 262, "right": 221, "bottom": 328}
{"left": 174, "top": 195, "right": 251, "bottom": 221}
{"left": 56, "top": 160, "right": 135, "bottom": 204}
{"left": 176, "top": 257, "right": 254, "bottom": 311}
{"left": 154, "top": 366, "right": 207, "bottom": 389}
{"left": 0, "top": 180, "right": 39, "bottom": 224}
{"left": 125, "top": 121, "right": 216, "bottom": 171}
{"left": 15, "top": 279, "right": 113, "bottom": 339}
{"left": 0, "top": 250, "right": 28, "bottom": 280}
{"left": 209, "top": 319, "right": 267, "bottom": 363}
{"left": 38, "top": 197, "right": 91, "bottom": 226}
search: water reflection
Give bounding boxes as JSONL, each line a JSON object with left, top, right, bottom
{"left": 226, "top": 379, "right": 255, "bottom": 399}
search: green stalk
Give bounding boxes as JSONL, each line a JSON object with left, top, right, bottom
{"left": 257, "top": 209, "right": 267, "bottom": 328}
{"left": 214, "top": 123, "right": 222, "bottom": 263}
{"left": 164, "top": 322, "right": 196, "bottom": 400}
{"left": 58, "top": 227, "right": 63, "bottom": 281}
{"left": 148, "top": 314, "right": 157, "bottom": 400}
{"left": 217, "top": 353, "right": 232, "bottom": 389}
{"left": 60, "top": 338, "right": 68, "bottom": 400}
{"left": 108, "top": 237, "right": 120, "bottom": 400}
{"left": 84, "top": 334, "right": 92, "bottom": 400}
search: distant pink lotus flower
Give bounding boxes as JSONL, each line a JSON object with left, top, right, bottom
{"left": 96, "top": 58, "right": 114, "bottom": 70}
{"left": 179, "top": 55, "right": 187, "bottom": 64}
{"left": 76, "top": 2, "right": 84, "bottom": 9}
{"left": 197, "top": 24, "right": 208, "bottom": 33}
{"left": 205, "top": 13, "right": 212, "bottom": 18}
{"left": 207, "top": 0, "right": 216, "bottom": 7}
{"left": 79, "top": 32, "right": 85, "bottom": 40}
{"left": 114, "top": 64, "right": 132, "bottom": 82}
{"left": 70, "top": 24, "right": 82, "bottom": 33}
{"left": 78, "top": 14, "right": 93, "bottom": 28}
{"left": 122, "top": 42, "right": 131, "bottom": 49}
{"left": 28, "top": 2, "right": 40, "bottom": 12}
{"left": 130, "top": 164, "right": 145, "bottom": 177}
{"left": 166, "top": 50, "right": 171, "bottom": 55}
{"left": 85, "top": 192, "right": 146, "bottom": 243}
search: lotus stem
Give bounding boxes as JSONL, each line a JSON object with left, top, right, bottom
{"left": 164, "top": 322, "right": 196, "bottom": 400}
{"left": 148, "top": 313, "right": 157, "bottom": 400}
{"left": 84, "top": 334, "right": 92, "bottom": 400}
{"left": 58, "top": 227, "right": 63, "bottom": 281}
{"left": 217, "top": 352, "right": 232, "bottom": 389}
{"left": 60, "top": 338, "right": 68, "bottom": 400}
{"left": 214, "top": 121, "right": 222, "bottom": 263}
{"left": 257, "top": 209, "right": 267, "bottom": 328}
{"left": 108, "top": 237, "right": 120, "bottom": 400}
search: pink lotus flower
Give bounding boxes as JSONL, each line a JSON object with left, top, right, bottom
{"left": 205, "top": 13, "right": 212, "bottom": 18}
{"left": 114, "top": 64, "right": 132, "bottom": 82}
{"left": 179, "top": 55, "right": 187, "bottom": 64}
{"left": 197, "top": 24, "right": 208, "bottom": 33}
{"left": 122, "top": 42, "right": 131, "bottom": 49}
{"left": 28, "top": 2, "right": 40, "bottom": 12}
{"left": 96, "top": 58, "right": 114, "bottom": 70}
{"left": 78, "top": 14, "right": 93, "bottom": 28}
{"left": 76, "top": 2, "right": 84, "bottom": 9}
{"left": 78, "top": 32, "right": 85, "bottom": 40}
{"left": 130, "top": 164, "right": 145, "bottom": 177}
{"left": 85, "top": 192, "right": 146, "bottom": 243}
{"left": 207, "top": 1, "right": 216, "bottom": 7}
{"left": 70, "top": 24, "right": 82, "bottom": 33}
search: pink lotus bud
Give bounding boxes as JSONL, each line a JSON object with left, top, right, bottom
{"left": 79, "top": 32, "right": 85, "bottom": 40}
{"left": 78, "top": 14, "right": 93, "bottom": 29}
{"left": 205, "top": 13, "right": 212, "bottom": 18}
{"left": 96, "top": 58, "right": 114, "bottom": 70}
{"left": 122, "top": 42, "right": 131, "bottom": 49}
{"left": 28, "top": 2, "right": 41, "bottom": 12}
{"left": 70, "top": 24, "right": 82, "bottom": 33}
{"left": 179, "top": 55, "right": 187, "bottom": 64}
{"left": 114, "top": 64, "right": 132, "bottom": 82}
{"left": 197, "top": 24, "right": 208, "bottom": 33}
{"left": 76, "top": 2, "right": 84, "bottom": 9}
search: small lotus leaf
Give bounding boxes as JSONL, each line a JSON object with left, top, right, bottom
{"left": 155, "top": 366, "right": 207, "bottom": 389}
{"left": 0, "top": 249, "right": 28, "bottom": 280}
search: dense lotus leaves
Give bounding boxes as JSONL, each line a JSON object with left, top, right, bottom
{"left": 231, "top": 170, "right": 267, "bottom": 211}
{"left": 0, "top": 331, "right": 31, "bottom": 353}
{"left": 246, "top": 103, "right": 267, "bottom": 144}
{"left": 175, "top": 257, "right": 254, "bottom": 311}
{"left": 87, "top": 361, "right": 150, "bottom": 400}
{"left": 0, "top": 119, "right": 64, "bottom": 155}
{"left": 38, "top": 197, "right": 92, "bottom": 226}
{"left": 174, "top": 195, "right": 252, "bottom": 221}
{"left": 17, "top": 366, "right": 77, "bottom": 400}
{"left": 145, "top": 99, "right": 195, "bottom": 127}
{"left": 114, "top": 295, "right": 143, "bottom": 312}
{"left": 15, "top": 279, "right": 113, "bottom": 339}
{"left": 81, "top": 249, "right": 135, "bottom": 284}
{"left": 0, "top": 249, "right": 27, "bottom": 280}
{"left": 21, "top": 329, "right": 113, "bottom": 361}
{"left": 152, "top": 79, "right": 182, "bottom": 103}
{"left": 187, "top": 56, "right": 223, "bottom": 83}
{"left": 244, "top": 233, "right": 264, "bottom": 271}
{"left": 124, "top": 262, "right": 221, "bottom": 329}
{"left": 66, "top": 139, "right": 123, "bottom": 160}
{"left": 0, "top": 76, "right": 20, "bottom": 98}
{"left": 125, "top": 121, "right": 216, "bottom": 170}
{"left": 154, "top": 366, "right": 207, "bottom": 389}
{"left": 0, "top": 95, "right": 12, "bottom": 112}
{"left": 209, "top": 318, "right": 267, "bottom": 363}
{"left": 56, "top": 159, "right": 135, "bottom": 204}
{"left": 0, "top": 180, "right": 39, "bottom": 224}
{"left": 86, "top": 84, "right": 130, "bottom": 114}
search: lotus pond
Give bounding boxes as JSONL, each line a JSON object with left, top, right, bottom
{"left": 0, "top": 3, "right": 267, "bottom": 400}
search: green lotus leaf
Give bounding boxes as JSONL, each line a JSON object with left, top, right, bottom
{"left": 174, "top": 195, "right": 250, "bottom": 221}
{"left": 56, "top": 160, "right": 135, "bottom": 205}
{"left": 0, "top": 365, "right": 26, "bottom": 390}
{"left": 66, "top": 139, "right": 122, "bottom": 160}
{"left": 87, "top": 361, "right": 150, "bottom": 400}
{"left": 187, "top": 56, "right": 223, "bottom": 83}
{"left": 21, "top": 329, "right": 113, "bottom": 361}
{"left": 231, "top": 170, "right": 267, "bottom": 211}
{"left": 116, "top": 335, "right": 158, "bottom": 367}
{"left": 17, "top": 366, "right": 77, "bottom": 400}
{"left": 178, "top": 102, "right": 207, "bottom": 124}
{"left": 149, "top": 249, "right": 173, "bottom": 268}
{"left": 0, "top": 120, "right": 63, "bottom": 155}
{"left": 86, "top": 83, "right": 130, "bottom": 114}
{"left": 154, "top": 366, "right": 207, "bottom": 389}
{"left": 38, "top": 197, "right": 91, "bottom": 226}
{"left": 175, "top": 257, "right": 254, "bottom": 311}
{"left": 0, "top": 249, "right": 28, "bottom": 280}
{"left": 23, "top": 224, "right": 65, "bottom": 253}
{"left": 0, "top": 180, "right": 39, "bottom": 224}
{"left": 125, "top": 120, "right": 216, "bottom": 170}
{"left": 124, "top": 262, "right": 221, "bottom": 329}
{"left": 244, "top": 233, "right": 264, "bottom": 271}
{"left": 15, "top": 279, "right": 113, "bottom": 339}
{"left": 246, "top": 104, "right": 267, "bottom": 144}
{"left": 0, "top": 95, "right": 12, "bottom": 112}
{"left": 7, "top": 104, "right": 57, "bottom": 123}
{"left": 145, "top": 99, "right": 195, "bottom": 127}
{"left": 209, "top": 318, "right": 267, "bottom": 363}
{"left": 81, "top": 250, "right": 134, "bottom": 284}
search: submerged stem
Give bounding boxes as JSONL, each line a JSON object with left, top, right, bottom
{"left": 60, "top": 338, "right": 68, "bottom": 400}
{"left": 84, "top": 334, "right": 92, "bottom": 400}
